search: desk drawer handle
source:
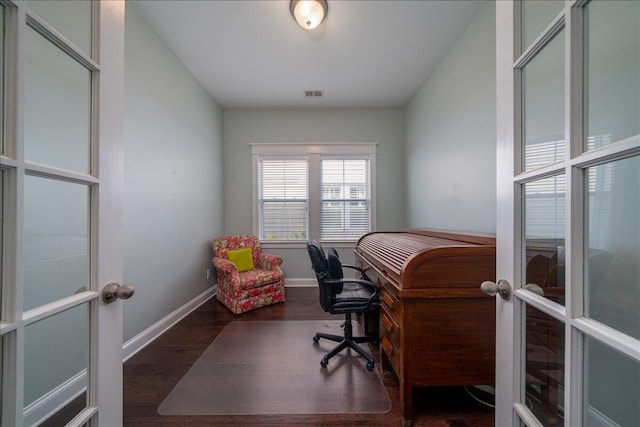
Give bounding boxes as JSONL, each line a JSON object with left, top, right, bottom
{"left": 382, "top": 293, "right": 395, "bottom": 310}
{"left": 381, "top": 336, "right": 394, "bottom": 356}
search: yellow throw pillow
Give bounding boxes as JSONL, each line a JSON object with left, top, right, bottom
{"left": 226, "top": 247, "right": 255, "bottom": 272}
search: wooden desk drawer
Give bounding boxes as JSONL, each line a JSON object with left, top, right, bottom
{"left": 380, "top": 304, "right": 401, "bottom": 376}
{"left": 381, "top": 335, "right": 402, "bottom": 376}
{"left": 380, "top": 287, "right": 401, "bottom": 320}
{"left": 380, "top": 308, "right": 400, "bottom": 349}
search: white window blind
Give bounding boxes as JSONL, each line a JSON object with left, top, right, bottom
{"left": 524, "top": 138, "right": 566, "bottom": 170}
{"left": 524, "top": 136, "right": 567, "bottom": 242}
{"left": 321, "top": 159, "right": 370, "bottom": 240}
{"left": 525, "top": 174, "right": 566, "bottom": 240}
{"left": 258, "top": 158, "right": 308, "bottom": 241}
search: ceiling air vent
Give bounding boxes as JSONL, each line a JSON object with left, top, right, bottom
{"left": 304, "top": 90, "right": 323, "bottom": 98}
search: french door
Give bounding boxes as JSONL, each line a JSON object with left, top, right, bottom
{"left": 0, "top": 1, "right": 124, "bottom": 425}
{"left": 494, "top": 0, "right": 639, "bottom": 426}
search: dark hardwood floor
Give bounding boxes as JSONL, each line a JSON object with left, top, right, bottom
{"left": 122, "top": 287, "right": 494, "bottom": 426}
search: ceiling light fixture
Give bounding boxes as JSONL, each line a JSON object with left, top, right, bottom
{"left": 290, "top": 0, "right": 328, "bottom": 30}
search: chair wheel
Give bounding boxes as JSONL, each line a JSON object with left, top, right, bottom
{"left": 313, "top": 335, "right": 320, "bottom": 343}
{"left": 320, "top": 357, "right": 328, "bottom": 368}
{"left": 366, "top": 361, "right": 375, "bottom": 371}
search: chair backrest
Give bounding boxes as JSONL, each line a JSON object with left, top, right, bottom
{"left": 307, "top": 240, "right": 328, "bottom": 279}
{"left": 327, "top": 247, "right": 344, "bottom": 280}
{"left": 307, "top": 240, "right": 338, "bottom": 312}
{"left": 213, "top": 235, "right": 261, "bottom": 265}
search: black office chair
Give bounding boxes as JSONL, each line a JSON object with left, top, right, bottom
{"left": 306, "top": 240, "right": 379, "bottom": 371}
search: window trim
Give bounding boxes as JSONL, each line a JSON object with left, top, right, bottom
{"left": 251, "top": 143, "right": 377, "bottom": 245}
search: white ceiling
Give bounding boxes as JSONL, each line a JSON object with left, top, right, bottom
{"left": 131, "top": 0, "right": 484, "bottom": 110}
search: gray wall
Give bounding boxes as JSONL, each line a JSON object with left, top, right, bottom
{"left": 405, "top": 1, "right": 496, "bottom": 234}
{"left": 223, "top": 109, "right": 405, "bottom": 279}
{"left": 123, "top": 3, "right": 224, "bottom": 342}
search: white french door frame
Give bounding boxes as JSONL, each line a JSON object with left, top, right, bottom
{"left": 1, "top": 1, "right": 124, "bottom": 425}
{"left": 495, "top": 2, "right": 517, "bottom": 424}
{"left": 496, "top": 1, "right": 640, "bottom": 426}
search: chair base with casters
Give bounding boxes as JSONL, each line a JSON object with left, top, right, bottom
{"left": 313, "top": 312, "right": 377, "bottom": 371}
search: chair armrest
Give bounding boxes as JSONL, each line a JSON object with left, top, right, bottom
{"left": 256, "top": 252, "right": 283, "bottom": 270}
{"left": 342, "top": 263, "right": 368, "bottom": 279}
{"left": 212, "top": 256, "right": 237, "bottom": 275}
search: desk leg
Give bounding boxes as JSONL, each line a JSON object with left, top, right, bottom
{"left": 400, "top": 376, "right": 413, "bottom": 426}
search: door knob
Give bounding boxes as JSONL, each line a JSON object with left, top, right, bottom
{"left": 481, "top": 279, "right": 511, "bottom": 300}
{"left": 102, "top": 282, "right": 135, "bottom": 304}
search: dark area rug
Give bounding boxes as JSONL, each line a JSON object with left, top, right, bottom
{"left": 157, "top": 320, "right": 391, "bottom": 416}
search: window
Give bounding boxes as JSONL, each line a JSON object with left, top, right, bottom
{"left": 252, "top": 144, "right": 376, "bottom": 243}
{"left": 258, "top": 158, "right": 308, "bottom": 241}
{"left": 321, "top": 159, "right": 369, "bottom": 240}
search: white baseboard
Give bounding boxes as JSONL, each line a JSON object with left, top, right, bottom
{"left": 123, "top": 286, "right": 217, "bottom": 362}
{"left": 285, "top": 278, "right": 316, "bottom": 287}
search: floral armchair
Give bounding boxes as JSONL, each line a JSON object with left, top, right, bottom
{"left": 212, "top": 235, "right": 286, "bottom": 314}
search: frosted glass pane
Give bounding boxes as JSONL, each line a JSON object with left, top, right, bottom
{"left": 522, "top": 30, "right": 565, "bottom": 172}
{"left": 24, "top": 304, "right": 88, "bottom": 410}
{"left": 524, "top": 304, "right": 565, "bottom": 426}
{"left": 584, "top": 0, "right": 640, "bottom": 151}
{"left": 23, "top": 176, "right": 89, "bottom": 310}
{"left": 25, "top": 0, "right": 91, "bottom": 55}
{"left": 521, "top": 0, "right": 563, "bottom": 52}
{"left": 25, "top": 26, "right": 91, "bottom": 173}
{"left": 585, "top": 156, "right": 639, "bottom": 339}
{"left": 524, "top": 175, "right": 566, "bottom": 305}
{"left": 584, "top": 337, "right": 640, "bottom": 426}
